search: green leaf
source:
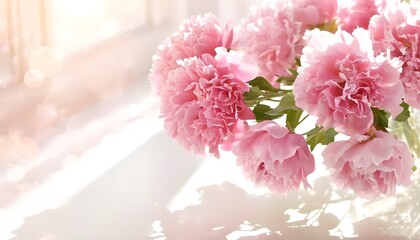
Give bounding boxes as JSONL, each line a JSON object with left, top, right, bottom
{"left": 394, "top": 102, "right": 410, "bottom": 122}
{"left": 265, "top": 108, "right": 285, "bottom": 117}
{"left": 265, "top": 93, "right": 303, "bottom": 134}
{"left": 306, "top": 126, "right": 338, "bottom": 151}
{"left": 412, "top": 165, "right": 417, "bottom": 172}
{"left": 244, "top": 86, "right": 262, "bottom": 99}
{"left": 304, "top": 125, "right": 322, "bottom": 136}
{"left": 279, "top": 94, "right": 300, "bottom": 112}
{"left": 372, "top": 107, "right": 390, "bottom": 132}
{"left": 402, "top": 121, "right": 418, "bottom": 154}
{"left": 253, "top": 104, "right": 278, "bottom": 122}
{"left": 265, "top": 94, "right": 304, "bottom": 131}
{"left": 277, "top": 76, "right": 295, "bottom": 85}
{"left": 294, "top": 58, "right": 301, "bottom": 68}
{"left": 286, "top": 109, "right": 303, "bottom": 131}
{"left": 248, "top": 77, "right": 278, "bottom": 92}
{"left": 276, "top": 67, "right": 298, "bottom": 85}
{"left": 323, "top": 128, "right": 338, "bottom": 143}
{"left": 243, "top": 86, "right": 262, "bottom": 107}
{"left": 312, "top": 20, "right": 338, "bottom": 33}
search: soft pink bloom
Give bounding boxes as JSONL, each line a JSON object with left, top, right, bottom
{"left": 231, "top": 121, "right": 315, "bottom": 194}
{"left": 375, "top": 0, "right": 399, "bottom": 11}
{"left": 369, "top": 1, "right": 420, "bottom": 108}
{"left": 293, "top": 28, "right": 403, "bottom": 136}
{"left": 322, "top": 130, "right": 414, "bottom": 198}
{"left": 238, "top": 2, "right": 304, "bottom": 86}
{"left": 163, "top": 48, "right": 258, "bottom": 158}
{"left": 149, "top": 14, "right": 234, "bottom": 97}
{"left": 337, "top": 0, "right": 379, "bottom": 32}
{"left": 287, "top": 0, "right": 338, "bottom": 28}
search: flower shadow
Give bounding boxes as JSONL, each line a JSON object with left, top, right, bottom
{"left": 151, "top": 177, "right": 415, "bottom": 240}
{"left": 6, "top": 130, "right": 420, "bottom": 240}
{"left": 150, "top": 178, "right": 345, "bottom": 239}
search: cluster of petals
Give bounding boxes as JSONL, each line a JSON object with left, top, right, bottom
{"left": 149, "top": 14, "right": 234, "bottom": 97}
{"left": 148, "top": 2, "right": 419, "bottom": 200}
{"left": 286, "top": 0, "right": 338, "bottom": 29}
{"left": 231, "top": 120, "right": 315, "bottom": 195}
{"left": 163, "top": 48, "right": 258, "bottom": 158}
{"left": 337, "top": 0, "right": 382, "bottom": 32}
{"left": 369, "top": 0, "right": 420, "bottom": 109}
{"left": 237, "top": 2, "right": 304, "bottom": 86}
{"left": 323, "top": 130, "right": 414, "bottom": 198}
{"left": 293, "top": 28, "right": 404, "bottom": 136}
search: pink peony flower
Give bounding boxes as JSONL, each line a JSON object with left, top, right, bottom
{"left": 149, "top": 14, "right": 234, "bottom": 97}
{"left": 374, "top": 0, "right": 399, "bottom": 11}
{"left": 231, "top": 120, "right": 315, "bottom": 194}
{"left": 287, "top": 0, "right": 338, "bottom": 29}
{"left": 237, "top": 2, "right": 304, "bottom": 86}
{"left": 163, "top": 48, "right": 258, "bottom": 158}
{"left": 322, "top": 130, "right": 414, "bottom": 198}
{"left": 369, "top": 1, "right": 420, "bottom": 108}
{"left": 337, "top": 0, "right": 380, "bottom": 32}
{"left": 293, "top": 28, "right": 404, "bottom": 136}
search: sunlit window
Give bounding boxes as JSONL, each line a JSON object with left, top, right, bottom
{"left": 45, "top": 0, "right": 148, "bottom": 54}
{"left": 0, "top": 3, "right": 12, "bottom": 87}
{"left": 0, "top": 0, "right": 149, "bottom": 82}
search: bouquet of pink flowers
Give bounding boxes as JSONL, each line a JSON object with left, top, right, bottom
{"left": 149, "top": 0, "right": 420, "bottom": 198}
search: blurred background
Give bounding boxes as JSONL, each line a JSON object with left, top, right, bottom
{"left": 1, "top": 1, "right": 419, "bottom": 239}
{"left": 0, "top": 1, "right": 264, "bottom": 239}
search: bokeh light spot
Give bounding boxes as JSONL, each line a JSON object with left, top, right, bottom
{"left": 24, "top": 69, "right": 45, "bottom": 88}
{"left": 6, "top": 165, "right": 26, "bottom": 183}
{"left": 29, "top": 47, "right": 62, "bottom": 77}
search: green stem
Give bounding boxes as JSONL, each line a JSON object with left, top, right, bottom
{"left": 305, "top": 133, "right": 316, "bottom": 143}
{"left": 244, "top": 90, "right": 293, "bottom": 105}
{"left": 303, "top": 126, "right": 322, "bottom": 136}
{"left": 244, "top": 97, "right": 281, "bottom": 103}
{"left": 286, "top": 121, "right": 295, "bottom": 133}
{"left": 298, "top": 114, "right": 309, "bottom": 125}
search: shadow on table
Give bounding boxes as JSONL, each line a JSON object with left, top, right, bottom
{"left": 150, "top": 178, "right": 416, "bottom": 240}
{"left": 10, "top": 130, "right": 420, "bottom": 240}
